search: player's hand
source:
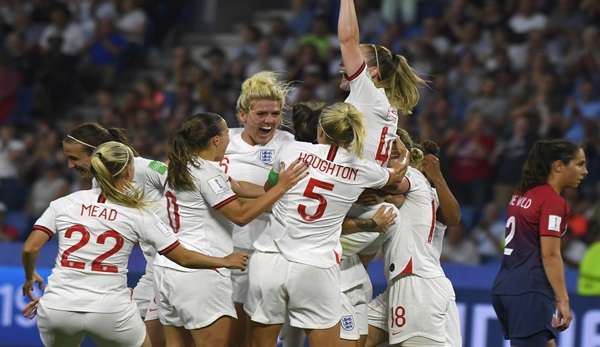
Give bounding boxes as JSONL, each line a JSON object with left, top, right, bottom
{"left": 223, "top": 251, "right": 249, "bottom": 270}
{"left": 371, "top": 205, "right": 397, "bottom": 232}
{"left": 388, "top": 138, "right": 410, "bottom": 177}
{"left": 22, "top": 298, "right": 39, "bottom": 319}
{"left": 22, "top": 272, "right": 44, "bottom": 301}
{"left": 552, "top": 300, "right": 572, "bottom": 331}
{"left": 277, "top": 160, "right": 309, "bottom": 190}
{"left": 356, "top": 189, "right": 384, "bottom": 205}
{"left": 421, "top": 154, "right": 443, "bottom": 182}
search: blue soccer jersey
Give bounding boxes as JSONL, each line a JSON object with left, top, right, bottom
{"left": 492, "top": 184, "right": 569, "bottom": 298}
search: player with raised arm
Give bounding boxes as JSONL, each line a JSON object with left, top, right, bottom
{"left": 220, "top": 71, "right": 294, "bottom": 346}
{"left": 153, "top": 113, "right": 307, "bottom": 347}
{"left": 21, "top": 141, "right": 249, "bottom": 347}
{"left": 62, "top": 122, "right": 169, "bottom": 345}
{"left": 245, "top": 102, "right": 409, "bottom": 347}
{"left": 492, "top": 140, "right": 587, "bottom": 347}
{"left": 337, "top": 1, "right": 426, "bottom": 344}
{"left": 365, "top": 132, "right": 462, "bottom": 347}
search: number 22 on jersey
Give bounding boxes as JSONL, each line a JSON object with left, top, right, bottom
{"left": 61, "top": 224, "right": 124, "bottom": 273}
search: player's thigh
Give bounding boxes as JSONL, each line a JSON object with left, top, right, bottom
{"left": 248, "top": 321, "right": 283, "bottom": 347}
{"left": 230, "top": 303, "right": 248, "bottom": 347}
{"left": 190, "top": 316, "right": 234, "bottom": 347}
{"left": 305, "top": 322, "right": 340, "bottom": 347}
{"left": 365, "top": 325, "right": 387, "bottom": 347}
{"left": 287, "top": 262, "right": 341, "bottom": 330}
{"left": 387, "top": 276, "right": 454, "bottom": 345}
{"left": 36, "top": 304, "right": 85, "bottom": 347}
{"left": 163, "top": 325, "right": 188, "bottom": 347}
{"left": 245, "top": 252, "right": 288, "bottom": 325}
{"left": 86, "top": 303, "right": 146, "bottom": 347}
{"left": 495, "top": 292, "right": 558, "bottom": 342}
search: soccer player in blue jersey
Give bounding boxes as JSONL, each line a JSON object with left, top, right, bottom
{"left": 492, "top": 139, "right": 588, "bottom": 347}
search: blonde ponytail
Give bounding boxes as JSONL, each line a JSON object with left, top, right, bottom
{"left": 91, "top": 141, "right": 144, "bottom": 208}
{"left": 319, "top": 102, "right": 365, "bottom": 157}
{"left": 362, "top": 45, "right": 426, "bottom": 115}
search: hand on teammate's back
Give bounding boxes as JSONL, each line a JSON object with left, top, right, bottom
{"left": 277, "top": 160, "right": 309, "bottom": 189}
{"left": 372, "top": 205, "right": 397, "bottom": 232}
{"left": 224, "top": 251, "right": 249, "bottom": 270}
{"left": 356, "top": 188, "right": 384, "bottom": 205}
{"left": 552, "top": 300, "right": 573, "bottom": 331}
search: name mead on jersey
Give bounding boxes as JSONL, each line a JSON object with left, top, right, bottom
{"left": 80, "top": 204, "right": 118, "bottom": 221}
{"left": 298, "top": 152, "right": 358, "bottom": 181}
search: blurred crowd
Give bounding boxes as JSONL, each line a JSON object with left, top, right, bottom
{"left": 1, "top": 0, "right": 600, "bottom": 268}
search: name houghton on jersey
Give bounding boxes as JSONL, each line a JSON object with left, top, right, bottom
{"left": 298, "top": 152, "right": 359, "bottom": 181}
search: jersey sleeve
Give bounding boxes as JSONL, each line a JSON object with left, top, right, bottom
{"left": 144, "top": 160, "right": 168, "bottom": 195}
{"left": 138, "top": 211, "right": 180, "bottom": 256}
{"left": 360, "top": 159, "right": 390, "bottom": 189}
{"left": 33, "top": 202, "right": 57, "bottom": 238}
{"left": 199, "top": 169, "right": 237, "bottom": 209}
{"left": 539, "top": 195, "right": 569, "bottom": 238}
{"left": 347, "top": 62, "right": 388, "bottom": 108}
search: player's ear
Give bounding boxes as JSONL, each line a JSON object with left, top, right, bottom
{"left": 551, "top": 159, "right": 564, "bottom": 173}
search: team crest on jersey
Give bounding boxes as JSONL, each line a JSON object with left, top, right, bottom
{"left": 259, "top": 149, "right": 275, "bottom": 164}
{"left": 341, "top": 315, "right": 354, "bottom": 331}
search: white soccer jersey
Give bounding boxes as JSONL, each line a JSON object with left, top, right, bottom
{"left": 253, "top": 142, "right": 390, "bottom": 268}
{"left": 383, "top": 167, "right": 445, "bottom": 281}
{"left": 154, "top": 158, "right": 237, "bottom": 272}
{"left": 33, "top": 189, "right": 179, "bottom": 313}
{"left": 345, "top": 62, "right": 399, "bottom": 166}
{"left": 222, "top": 128, "right": 294, "bottom": 250}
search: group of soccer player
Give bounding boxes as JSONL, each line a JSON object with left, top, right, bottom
{"left": 20, "top": 1, "right": 588, "bottom": 347}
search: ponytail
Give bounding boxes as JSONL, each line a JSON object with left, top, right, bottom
{"left": 90, "top": 141, "right": 144, "bottom": 208}
{"left": 362, "top": 45, "right": 426, "bottom": 115}
{"left": 167, "top": 113, "right": 225, "bottom": 191}
{"left": 319, "top": 102, "right": 365, "bottom": 157}
{"left": 517, "top": 139, "right": 579, "bottom": 193}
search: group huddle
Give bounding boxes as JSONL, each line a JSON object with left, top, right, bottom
{"left": 21, "top": 1, "right": 464, "bottom": 346}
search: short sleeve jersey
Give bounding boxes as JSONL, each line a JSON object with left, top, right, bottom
{"left": 33, "top": 189, "right": 179, "bottom": 313}
{"left": 154, "top": 159, "right": 237, "bottom": 273}
{"left": 492, "top": 184, "right": 569, "bottom": 297}
{"left": 345, "top": 62, "right": 399, "bottom": 166}
{"left": 221, "top": 128, "right": 294, "bottom": 250}
{"left": 253, "top": 141, "right": 390, "bottom": 268}
{"left": 383, "top": 167, "right": 445, "bottom": 281}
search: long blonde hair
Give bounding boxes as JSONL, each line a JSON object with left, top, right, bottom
{"left": 362, "top": 44, "right": 426, "bottom": 115}
{"left": 319, "top": 102, "right": 365, "bottom": 157}
{"left": 90, "top": 141, "right": 144, "bottom": 208}
{"left": 236, "top": 71, "right": 291, "bottom": 116}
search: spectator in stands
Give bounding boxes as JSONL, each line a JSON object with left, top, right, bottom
{"left": 472, "top": 202, "right": 505, "bottom": 263}
{"left": 26, "top": 161, "right": 69, "bottom": 220}
{"left": 116, "top": 0, "right": 146, "bottom": 46}
{"left": 0, "top": 53, "right": 22, "bottom": 123}
{"left": 441, "top": 224, "right": 480, "bottom": 265}
{"left": 39, "top": 3, "right": 86, "bottom": 56}
{"left": 246, "top": 38, "right": 285, "bottom": 77}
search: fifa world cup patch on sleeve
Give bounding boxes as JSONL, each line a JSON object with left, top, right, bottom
{"left": 148, "top": 160, "right": 168, "bottom": 174}
{"left": 548, "top": 215, "right": 562, "bottom": 232}
{"left": 208, "top": 176, "right": 229, "bottom": 195}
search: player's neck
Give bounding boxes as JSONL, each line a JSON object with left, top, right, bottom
{"left": 196, "top": 148, "right": 219, "bottom": 162}
{"left": 546, "top": 176, "right": 563, "bottom": 194}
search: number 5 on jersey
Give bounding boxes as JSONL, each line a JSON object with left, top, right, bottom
{"left": 298, "top": 178, "right": 334, "bottom": 222}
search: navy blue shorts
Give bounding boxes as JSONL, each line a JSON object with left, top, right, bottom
{"left": 492, "top": 292, "right": 558, "bottom": 342}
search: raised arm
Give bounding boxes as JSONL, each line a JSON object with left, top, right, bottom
{"left": 421, "top": 154, "right": 461, "bottom": 226}
{"left": 339, "top": 0, "right": 366, "bottom": 76}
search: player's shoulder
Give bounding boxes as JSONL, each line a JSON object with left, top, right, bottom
{"left": 528, "top": 184, "right": 566, "bottom": 205}
{"left": 272, "top": 129, "right": 295, "bottom": 144}
{"left": 134, "top": 156, "right": 168, "bottom": 176}
{"left": 55, "top": 189, "right": 98, "bottom": 206}
{"left": 405, "top": 167, "right": 429, "bottom": 189}
{"left": 190, "top": 159, "right": 226, "bottom": 179}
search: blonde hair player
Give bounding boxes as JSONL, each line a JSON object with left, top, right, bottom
{"left": 21, "top": 141, "right": 249, "bottom": 347}
{"left": 245, "top": 102, "right": 410, "bottom": 347}
{"left": 220, "top": 71, "right": 295, "bottom": 346}
{"left": 365, "top": 133, "right": 463, "bottom": 347}
{"left": 152, "top": 113, "right": 307, "bottom": 347}
{"left": 62, "top": 122, "right": 169, "bottom": 346}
